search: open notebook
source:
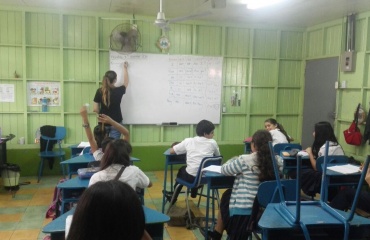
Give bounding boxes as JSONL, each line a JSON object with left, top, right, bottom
{"left": 327, "top": 164, "right": 361, "bottom": 174}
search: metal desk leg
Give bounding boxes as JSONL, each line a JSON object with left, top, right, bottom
{"left": 162, "top": 161, "right": 169, "bottom": 213}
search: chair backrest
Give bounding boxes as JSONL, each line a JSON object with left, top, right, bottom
{"left": 273, "top": 143, "right": 302, "bottom": 155}
{"left": 195, "top": 156, "right": 223, "bottom": 187}
{"left": 316, "top": 155, "right": 349, "bottom": 172}
{"left": 257, "top": 179, "right": 297, "bottom": 208}
{"left": 40, "top": 126, "right": 66, "bottom": 151}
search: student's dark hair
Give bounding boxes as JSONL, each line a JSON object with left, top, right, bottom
{"left": 101, "top": 70, "right": 117, "bottom": 107}
{"left": 311, "top": 121, "right": 340, "bottom": 159}
{"left": 66, "top": 180, "right": 145, "bottom": 240}
{"left": 251, "top": 130, "right": 275, "bottom": 182}
{"left": 93, "top": 125, "right": 109, "bottom": 148}
{"left": 196, "top": 119, "right": 215, "bottom": 136}
{"left": 265, "top": 118, "right": 290, "bottom": 143}
{"left": 100, "top": 139, "right": 132, "bottom": 170}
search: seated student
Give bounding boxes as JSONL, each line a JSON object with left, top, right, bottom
{"left": 329, "top": 165, "right": 370, "bottom": 213}
{"left": 66, "top": 180, "right": 152, "bottom": 240}
{"left": 289, "top": 121, "right": 344, "bottom": 198}
{"left": 88, "top": 139, "right": 152, "bottom": 191}
{"left": 168, "top": 119, "right": 220, "bottom": 204}
{"left": 80, "top": 105, "right": 129, "bottom": 161}
{"left": 205, "top": 130, "right": 275, "bottom": 240}
{"left": 264, "top": 118, "right": 291, "bottom": 145}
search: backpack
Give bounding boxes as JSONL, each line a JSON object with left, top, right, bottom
{"left": 45, "top": 178, "right": 67, "bottom": 220}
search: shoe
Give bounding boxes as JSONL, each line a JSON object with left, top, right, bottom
{"left": 162, "top": 190, "right": 177, "bottom": 204}
{"left": 190, "top": 185, "right": 202, "bottom": 198}
{"left": 199, "top": 228, "right": 222, "bottom": 240}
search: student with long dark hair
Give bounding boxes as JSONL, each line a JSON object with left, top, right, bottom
{"left": 88, "top": 139, "right": 152, "bottom": 190}
{"left": 66, "top": 180, "right": 152, "bottom": 240}
{"left": 290, "top": 121, "right": 344, "bottom": 197}
{"left": 264, "top": 118, "right": 291, "bottom": 145}
{"left": 206, "top": 130, "right": 275, "bottom": 240}
{"left": 93, "top": 62, "right": 129, "bottom": 139}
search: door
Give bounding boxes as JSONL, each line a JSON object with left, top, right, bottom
{"left": 301, "top": 57, "right": 338, "bottom": 148}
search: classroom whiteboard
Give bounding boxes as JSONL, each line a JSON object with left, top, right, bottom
{"left": 110, "top": 51, "right": 223, "bottom": 124}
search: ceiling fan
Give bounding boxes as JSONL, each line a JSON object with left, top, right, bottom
{"left": 154, "top": 0, "right": 212, "bottom": 31}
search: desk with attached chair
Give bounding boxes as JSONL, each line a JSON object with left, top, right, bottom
{"left": 60, "top": 154, "right": 140, "bottom": 179}
{"left": 43, "top": 206, "right": 170, "bottom": 240}
{"left": 258, "top": 141, "right": 370, "bottom": 240}
{"left": 162, "top": 149, "right": 187, "bottom": 213}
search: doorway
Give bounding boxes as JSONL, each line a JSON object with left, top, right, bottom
{"left": 301, "top": 57, "right": 338, "bottom": 148}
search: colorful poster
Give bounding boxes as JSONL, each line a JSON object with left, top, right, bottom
{"left": 27, "top": 82, "right": 61, "bottom": 106}
{"left": 0, "top": 84, "right": 15, "bottom": 102}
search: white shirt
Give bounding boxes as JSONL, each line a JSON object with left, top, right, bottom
{"left": 318, "top": 141, "right": 344, "bottom": 157}
{"left": 93, "top": 149, "right": 104, "bottom": 161}
{"left": 270, "top": 129, "right": 288, "bottom": 146}
{"left": 88, "top": 164, "right": 150, "bottom": 190}
{"left": 173, "top": 136, "right": 220, "bottom": 176}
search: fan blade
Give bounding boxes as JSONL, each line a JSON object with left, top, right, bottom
{"left": 168, "top": 11, "right": 212, "bottom": 23}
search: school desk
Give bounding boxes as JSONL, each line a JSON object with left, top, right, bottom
{"left": 322, "top": 163, "right": 361, "bottom": 202}
{"left": 57, "top": 177, "right": 89, "bottom": 214}
{"left": 203, "top": 171, "right": 235, "bottom": 239}
{"left": 42, "top": 206, "right": 170, "bottom": 240}
{"left": 60, "top": 154, "right": 140, "bottom": 178}
{"left": 258, "top": 203, "right": 370, "bottom": 239}
{"left": 280, "top": 151, "right": 310, "bottom": 174}
{"left": 161, "top": 148, "right": 187, "bottom": 213}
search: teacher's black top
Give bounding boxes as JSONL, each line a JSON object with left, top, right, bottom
{"left": 93, "top": 86, "right": 126, "bottom": 123}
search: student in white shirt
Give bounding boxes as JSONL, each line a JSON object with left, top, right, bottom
{"left": 167, "top": 119, "right": 220, "bottom": 204}
{"left": 264, "top": 118, "right": 291, "bottom": 145}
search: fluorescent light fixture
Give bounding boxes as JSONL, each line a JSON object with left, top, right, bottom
{"left": 243, "top": 0, "right": 284, "bottom": 9}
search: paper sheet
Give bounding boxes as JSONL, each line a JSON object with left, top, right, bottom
{"left": 202, "top": 165, "right": 222, "bottom": 173}
{"left": 327, "top": 164, "right": 360, "bottom": 174}
{"left": 77, "top": 142, "right": 90, "bottom": 148}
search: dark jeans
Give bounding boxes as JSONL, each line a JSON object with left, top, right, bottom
{"left": 172, "top": 166, "right": 196, "bottom": 201}
{"left": 329, "top": 187, "right": 370, "bottom": 212}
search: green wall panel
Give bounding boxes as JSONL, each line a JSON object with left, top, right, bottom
{"left": 252, "top": 59, "right": 277, "bottom": 86}
{"left": 253, "top": 29, "right": 278, "bottom": 59}
{"left": 64, "top": 82, "right": 96, "bottom": 111}
{"left": 0, "top": 46, "right": 22, "bottom": 78}
{"left": 26, "top": 48, "right": 60, "bottom": 80}
{"left": 25, "top": 12, "right": 60, "bottom": 46}
{"left": 355, "top": 17, "right": 366, "bottom": 52}
{"left": 225, "top": 27, "right": 250, "bottom": 57}
{"left": 196, "top": 26, "right": 222, "bottom": 56}
{"left": 131, "top": 125, "right": 161, "bottom": 143}
{"left": 63, "top": 15, "right": 96, "bottom": 48}
{"left": 276, "top": 89, "right": 300, "bottom": 113}
{"left": 278, "top": 60, "right": 302, "bottom": 87}
{"left": 0, "top": 11, "right": 22, "bottom": 45}
{"left": 221, "top": 115, "right": 247, "bottom": 141}
{"left": 324, "top": 25, "right": 342, "bottom": 55}
{"left": 306, "top": 29, "right": 324, "bottom": 57}
{"left": 65, "top": 114, "right": 97, "bottom": 144}
{"left": 163, "top": 125, "right": 192, "bottom": 143}
{"left": 222, "top": 87, "right": 247, "bottom": 113}
{"left": 223, "top": 58, "right": 248, "bottom": 85}
{"left": 63, "top": 50, "right": 96, "bottom": 81}
{"left": 280, "top": 31, "right": 303, "bottom": 59}
{"left": 250, "top": 88, "right": 275, "bottom": 114}
{"left": 167, "top": 23, "right": 193, "bottom": 54}
{"left": 249, "top": 116, "right": 269, "bottom": 134}
{"left": 337, "top": 90, "right": 362, "bottom": 120}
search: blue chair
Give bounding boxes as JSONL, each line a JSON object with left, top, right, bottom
{"left": 273, "top": 143, "right": 302, "bottom": 155}
{"left": 316, "top": 155, "right": 349, "bottom": 172}
{"left": 169, "top": 156, "right": 223, "bottom": 228}
{"left": 266, "top": 141, "right": 370, "bottom": 240}
{"left": 38, "top": 126, "right": 66, "bottom": 182}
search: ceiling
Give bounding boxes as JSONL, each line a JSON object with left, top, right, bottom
{"left": 1, "top": 0, "right": 370, "bottom": 28}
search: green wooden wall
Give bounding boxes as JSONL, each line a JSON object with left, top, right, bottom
{"left": 0, "top": 5, "right": 317, "bottom": 176}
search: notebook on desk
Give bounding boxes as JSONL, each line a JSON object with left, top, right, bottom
{"left": 77, "top": 167, "right": 99, "bottom": 179}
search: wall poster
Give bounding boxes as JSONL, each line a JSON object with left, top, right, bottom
{"left": 27, "top": 81, "right": 61, "bottom": 106}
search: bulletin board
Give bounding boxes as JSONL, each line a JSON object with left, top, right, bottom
{"left": 110, "top": 51, "right": 223, "bottom": 124}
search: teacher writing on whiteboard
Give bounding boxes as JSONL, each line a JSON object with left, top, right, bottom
{"left": 93, "top": 62, "right": 129, "bottom": 139}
